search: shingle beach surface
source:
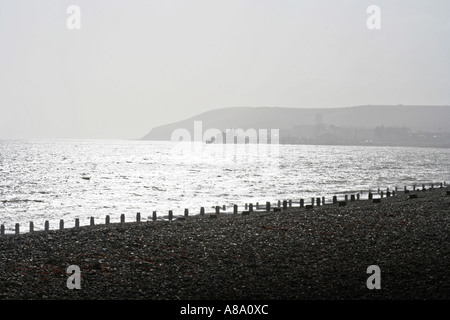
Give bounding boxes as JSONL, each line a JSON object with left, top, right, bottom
{"left": 0, "top": 187, "right": 449, "bottom": 300}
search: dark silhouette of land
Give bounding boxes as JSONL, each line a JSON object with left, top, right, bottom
{"left": 142, "top": 105, "right": 450, "bottom": 148}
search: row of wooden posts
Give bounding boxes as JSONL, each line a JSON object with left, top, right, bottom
{"left": 1, "top": 182, "right": 448, "bottom": 236}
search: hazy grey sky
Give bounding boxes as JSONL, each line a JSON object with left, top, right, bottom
{"left": 1, "top": 0, "right": 449, "bottom": 139}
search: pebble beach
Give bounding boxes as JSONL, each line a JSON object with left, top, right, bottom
{"left": 0, "top": 187, "right": 449, "bottom": 300}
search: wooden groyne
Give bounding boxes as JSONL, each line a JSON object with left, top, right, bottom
{"left": 1, "top": 181, "right": 448, "bottom": 236}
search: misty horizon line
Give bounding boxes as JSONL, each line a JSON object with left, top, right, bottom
{"left": 2, "top": 104, "right": 450, "bottom": 141}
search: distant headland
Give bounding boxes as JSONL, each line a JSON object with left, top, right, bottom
{"left": 142, "top": 105, "right": 450, "bottom": 148}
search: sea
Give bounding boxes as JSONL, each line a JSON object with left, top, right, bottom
{"left": 1, "top": 139, "right": 449, "bottom": 234}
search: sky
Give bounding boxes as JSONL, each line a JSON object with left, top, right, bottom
{"left": 0, "top": 0, "right": 449, "bottom": 139}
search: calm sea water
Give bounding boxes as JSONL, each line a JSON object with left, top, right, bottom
{"left": 1, "top": 139, "right": 449, "bottom": 233}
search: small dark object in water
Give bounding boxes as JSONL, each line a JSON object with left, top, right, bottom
{"left": 82, "top": 177, "right": 91, "bottom": 180}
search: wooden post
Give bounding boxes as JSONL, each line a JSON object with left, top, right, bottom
{"left": 120, "top": 214, "right": 125, "bottom": 223}
{"left": 350, "top": 194, "right": 355, "bottom": 201}
{"left": 386, "top": 191, "right": 391, "bottom": 197}
{"left": 245, "top": 203, "right": 248, "bottom": 210}
{"left": 215, "top": 206, "right": 220, "bottom": 214}
{"left": 75, "top": 218, "right": 80, "bottom": 228}
{"left": 278, "top": 200, "right": 281, "bottom": 207}
{"left": 380, "top": 191, "right": 384, "bottom": 198}
{"left": 300, "top": 199, "right": 304, "bottom": 207}
{"left": 266, "top": 201, "right": 271, "bottom": 212}
{"left": 184, "top": 209, "right": 189, "bottom": 218}
{"left": 282, "top": 200, "right": 287, "bottom": 210}
{"left": 256, "top": 202, "right": 259, "bottom": 210}
{"left": 333, "top": 196, "right": 337, "bottom": 204}
{"left": 322, "top": 196, "right": 325, "bottom": 205}
{"left": 222, "top": 205, "right": 226, "bottom": 210}
{"left": 30, "top": 221, "right": 34, "bottom": 233}
{"left": 413, "top": 185, "right": 416, "bottom": 191}
{"left": 136, "top": 212, "right": 141, "bottom": 222}
{"left": 233, "top": 204, "right": 238, "bottom": 214}
{"left": 168, "top": 210, "right": 173, "bottom": 221}
{"left": 106, "top": 215, "right": 110, "bottom": 225}
{"left": 316, "top": 197, "right": 321, "bottom": 206}
{"left": 1, "top": 224, "right": 4, "bottom": 236}
{"left": 357, "top": 194, "right": 360, "bottom": 200}
{"left": 15, "top": 223, "right": 19, "bottom": 235}
{"left": 249, "top": 203, "right": 253, "bottom": 212}
{"left": 90, "top": 217, "right": 95, "bottom": 226}
{"left": 45, "top": 220, "right": 49, "bottom": 232}
{"left": 153, "top": 211, "right": 157, "bottom": 221}
{"left": 344, "top": 195, "right": 348, "bottom": 201}
{"left": 288, "top": 200, "right": 292, "bottom": 207}
{"left": 60, "top": 219, "right": 64, "bottom": 230}
{"left": 368, "top": 192, "right": 373, "bottom": 200}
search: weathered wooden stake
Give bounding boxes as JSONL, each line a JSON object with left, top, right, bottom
{"left": 75, "top": 218, "right": 80, "bottom": 228}
{"left": 249, "top": 203, "right": 253, "bottom": 212}
{"left": 1, "top": 224, "right": 4, "bottom": 235}
{"left": 333, "top": 196, "right": 337, "bottom": 204}
{"left": 29, "top": 221, "right": 34, "bottom": 233}
{"left": 60, "top": 219, "right": 64, "bottom": 230}
{"left": 120, "top": 214, "right": 125, "bottom": 223}
{"left": 136, "top": 212, "right": 141, "bottom": 222}
{"left": 350, "top": 194, "right": 355, "bottom": 201}
{"left": 184, "top": 209, "right": 189, "bottom": 217}
{"left": 316, "top": 197, "right": 321, "bottom": 206}
{"left": 233, "top": 204, "right": 238, "bottom": 214}
{"left": 368, "top": 192, "right": 373, "bottom": 200}
{"left": 288, "top": 200, "right": 292, "bottom": 207}
{"left": 90, "top": 217, "right": 94, "bottom": 226}
{"left": 216, "top": 206, "right": 220, "bottom": 214}
{"left": 282, "top": 200, "right": 287, "bottom": 210}
{"left": 15, "top": 223, "right": 19, "bottom": 235}
{"left": 300, "top": 199, "right": 304, "bottom": 207}
{"left": 168, "top": 210, "right": 173, "bottom": 221}
{"left": 153, "top": 211, "right": 157, "bottom": 221}
{"left": 266, "top": 201, "right": 271, "bottom": 212}
{"left": 200, "top": 207, "right": 205, "bottom": 216}
{"left": 105, "top": 215, "right": 110, "bottom": 225}
{"left": 45, "top": 220, "right": 49, "bottom": 231}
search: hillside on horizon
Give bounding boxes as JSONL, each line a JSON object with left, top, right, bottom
{"left": 142, "top": 105, "right": 450, "bottom": 147}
